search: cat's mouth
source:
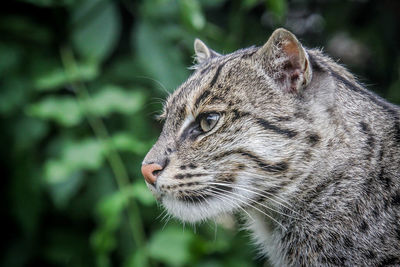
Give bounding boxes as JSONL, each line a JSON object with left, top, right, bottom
{"left": 175, "top": 193, "right": 213, "bottom": 203}
{"left": 152, "top": 182, "right": 239, "bottom": 223}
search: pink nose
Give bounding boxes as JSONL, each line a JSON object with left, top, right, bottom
{"left": 141, "top": 163, "right": 163, "bottom": 184}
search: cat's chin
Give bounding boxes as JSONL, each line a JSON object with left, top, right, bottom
{"left": 161, "top": 195, "right": 235, "bottom": 223}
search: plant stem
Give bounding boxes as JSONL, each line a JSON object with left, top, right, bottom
{"left": 60, "top": 47, "right": 148, "bottom": 266}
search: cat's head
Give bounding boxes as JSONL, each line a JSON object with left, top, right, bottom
{"left": 142, "top": 28, "right": 321, "bottom": 223}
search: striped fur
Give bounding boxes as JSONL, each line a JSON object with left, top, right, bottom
{"left": 143, "top": 28, "right": 400, "bottom": 266}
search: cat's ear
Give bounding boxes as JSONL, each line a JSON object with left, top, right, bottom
{"left": 194, "top": 39, "right": 220, "bottom": 64}
{"left": 255, "top": 28, "right": 312, "bottom": 93}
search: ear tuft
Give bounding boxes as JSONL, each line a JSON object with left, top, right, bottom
{"left": 255, "top": 28, "right": 312, "bottom": 93}
{"left": 194, "top": 39, "right": 219, "bottom": 64}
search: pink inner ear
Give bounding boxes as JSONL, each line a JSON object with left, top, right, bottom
{"left": 282, "top": 40, "right": 301, "bottom": 68}
{"left": 280, "top": 40, "right": 306, "bottom": 93}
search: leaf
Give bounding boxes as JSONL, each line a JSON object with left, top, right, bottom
{"left": 34, "top": 61, "right": 99, "bottom": 91}
{"left": 0, "top": 78, "right": 28, "bottom": 115}
{"left": 71, "top": 0, "right": 121, "bottom": 62}
{"left": 86, "top": 85, "right": 146, "bottom": 116}
{"left": 110, "top": 132, "right": 150, "bottom": 155}
{"left": 242, "top": 0, "right": 261, "bottom": 9}
{"left": 96, "top": 190, "right": 128, "bottom": 229}
{"left": 0, "top": 43, "right": 23, "bottom": 75}
{"left": 266, "top": 0, "right": 287, "bottom": 21}
{"left": 13, "top": 117, "right": 49, "bottom": 151}
{"left": 19, "top": 0, "right": 77, "bottom": 7}
{"left": 134, "top": 21, "right": 189, "bottom": 92}
{"left": 178, "top": 0, "right": 206, "bottom": 31}
{"left": 124, "top": 248, "right": 147, "bottom": 267}
{"left": 45, "top": 139, "right": 105, "bottom": 184}
{"left": 148, "top": 225, "right": 195, "bottom": 266}
{"left": 47, "top": 171, "right": 84, "bottom": 208}
{"left": 131, "top": 181, "right": 156, "bottom": 206}
{"left": 26, "top": 96, "right": 83, "bottom": 126}
{"left": 63, "top": 139, "right": 105, "bottom": 170}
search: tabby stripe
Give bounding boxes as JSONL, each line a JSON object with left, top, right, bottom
{"left": 254, "top": 117, "right": 298, "bottom": 138}
{"left": 214, "top": 149, "right": 288, "bottom": 174}
{"left": 332, "top": 71, "right": 400, "bottom": 144}
{"left": 209, "top": 62, "right": 227, "bottom": 88}
{"left": 194, "top": 90, "right": 211, "bottom": 109}
{"left": 359, "top": 121, "right": 375, "bottom": 158}
{"left": 193, "top": 61, "right": 231, "bottom": 109}
{"left": 174, "top": 173, "right": 206, "bottom": 179}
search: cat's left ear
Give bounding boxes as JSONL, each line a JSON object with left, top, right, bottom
{"left": 254, "top": 28, "right": 312, "bottom": 93}
{"left": 194, "top": 39, "right": 220, "bottom": 64}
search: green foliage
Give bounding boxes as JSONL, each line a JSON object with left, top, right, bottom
{"left": 2, "top": 0, "right": 399, "bottom": 267}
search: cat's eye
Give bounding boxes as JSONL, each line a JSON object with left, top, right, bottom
{"left": 199, "top": 113, "right": 220, "bottom": 132}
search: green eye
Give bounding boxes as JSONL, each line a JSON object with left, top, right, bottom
{"left": 199, "top": 113, "right": 220, "bottom": 132}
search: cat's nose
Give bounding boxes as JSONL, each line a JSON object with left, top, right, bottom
{"left": 141, "top": 163, "right": 163, "bottom": 185}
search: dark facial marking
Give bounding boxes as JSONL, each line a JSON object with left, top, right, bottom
{"left": 232, "top": 109, "right": 250, "bottom": 121}
{"left": 254, "top": 117, "right": 298, "bottom": 138}
{"left": 377, "top": 256, "right": 400, "bottom": 266}
{"left": 213, "top": 149, "right": 289, "bottom": 174}
{"left": 307, "top": 133, "right": 321, "bottom": 146}
{"left": 194, "top": 89, "right": 211, "bottom": 109}
{"left": 200, "top": 64, "right": 211, "bottom": 74}
{"left": 275, "top": 116, "right": 292, "bottom": 122}
{"left": 179, "top": 193, "right": 211, "bottom": 203}
{"left": 209, "top": 62, "right": 227, "bottom": 88}
{"left": 365, "top": 250, "right": 376, "bottom": 259}
{"left": 174, "top": 173, "right": 206, "bottom": 179}
{"left": 359, "top": 121, "right": 375, "bottom": 150}
{"left": 392, "top": 192, "right": 400, "bottom": 206}
{"left": 239, "top": 150, "right": 288, "bottom": 173}
{"left": 359, "top": 220, "right": 369, "bottom": 232}
{"left": 188, "top": 163, "right": 197, "bottom": 169}
{"left": 343, "top": 237, "right": 354, "bottom": 248}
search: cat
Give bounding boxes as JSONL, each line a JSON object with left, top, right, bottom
{"left": 141, "top": 28, "right": 400, "bottom": 266}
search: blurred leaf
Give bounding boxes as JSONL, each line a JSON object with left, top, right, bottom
{"left": 200, "top": 0, "right": 228, "bottom": 8}
{"left": 71, "top": 0, "right": 121, "bottom": 62}
{"left": 387, "top": 75, "right": 400, "bottom": 104}
{"left": 124, "top": 248, "right": 147, "bottom": 267}
{"left": 242, "top": 0, "right": 261, "bottom": 9}
{"left": 0, "top": 16, "right": 51, "bottom": 44}
{"left": 87, "top": 85, "right": 146, "bottom": 116}
{"left": 48, "top": 171, "right": 84, "bottom": 209}
{"left": 148, "top": 225, "right": 195, "bottom": 266}
{"left": 43, "top": 229, "right": 91, "bottom": 266}
{"left": 97, "top": 190, "right": 128, "bottom": 223}
{"left": 91, "top": 189, "right": 129, "bottom": 266}
{"left": 34, "top": 61, "right": 99, "bottom": 91}
{"left": 13, "top": 117, "right": 49, "bottom": 151}
{"left": 140, "top": 0, "right": 179, "bottom": 20}
{"left": 131, "top": 181, "right": 156, "bottom": 206}
{"left": 0, "top": 78, "right": 28, "bottom": 115}
{"left": 26, "top": 96, "right": 83, "bottom": 126}
{"left": 134, "top": 21, "right": 189, "bottom": 92}
{"left": 266, "top": 0, "right": 287, "bottom": 21}
{"left": 0, "top": 43, "right": 23, "bottom": 74}
{"left": 45, "top": 139, "right": 105, "bottom": 183}
{"left": 178, "top": 0, "right": 206, "bottom": 31}
{"left": 91, "top": 228, "right": 116, "bottom": 259}
{"left": 18, "top": 0, "right": 77, "bottom": 7}
{"left": 27, "top": 85, "right": 143, "bottom": 126}
{"left": 110, "top": 132, "right": 150, "bottom": 155}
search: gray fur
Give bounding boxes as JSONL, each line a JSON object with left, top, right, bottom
{"left": 143, "top": 28, "right": 400, "bottom": 266}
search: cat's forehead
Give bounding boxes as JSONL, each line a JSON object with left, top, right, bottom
{"left": 162, "top": 46, "right": 259, "bottom": 121}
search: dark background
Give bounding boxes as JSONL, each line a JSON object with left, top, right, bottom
{"left": 1, "top": 0, "right": 399, "bottom": 266}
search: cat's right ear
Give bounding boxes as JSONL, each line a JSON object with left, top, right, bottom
{"left": 254, "top": 28, "right": 312, "bottom": 94}
{"left": 194, "top": 39, "right": 220, "bottom": 64}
